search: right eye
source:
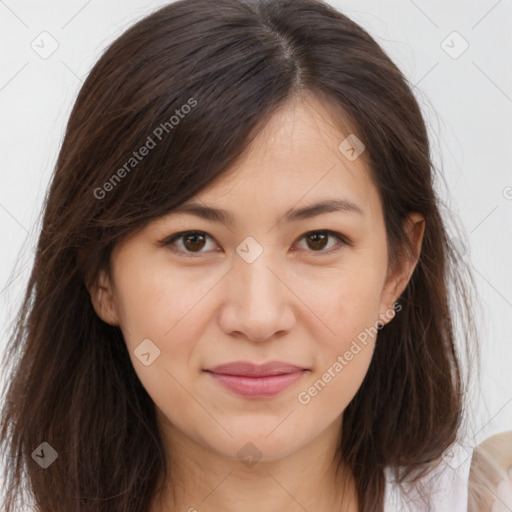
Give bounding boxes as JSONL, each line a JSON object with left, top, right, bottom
{"left": 160, "top": 230, "right": 221, "bottom": 257}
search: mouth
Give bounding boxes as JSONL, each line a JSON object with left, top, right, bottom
{"left": 203, "top": 361, "right": 309, "bottom": 398}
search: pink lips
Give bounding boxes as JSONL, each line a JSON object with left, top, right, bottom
{"left": 204, "top": 361, "right": 307, "bottom": 398}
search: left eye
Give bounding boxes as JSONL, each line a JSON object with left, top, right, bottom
{"left": 160, "top": 230, "right": 349, "bottom": 257}
{"left": 294, "top": 230, "right": 349, "bottom": 253}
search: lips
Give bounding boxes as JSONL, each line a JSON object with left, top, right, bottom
{"left": 204, "top": 361, "right": 308, "bottom": 397}
{"left": 206, "top": 361, "right": 306, "bottom": 377}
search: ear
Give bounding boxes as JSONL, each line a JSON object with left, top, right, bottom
{"left": 86, "top": 267, "right": 120, "bottom": 326}
{"left": 378, "top": 212, "right": 425, "bottom": 326}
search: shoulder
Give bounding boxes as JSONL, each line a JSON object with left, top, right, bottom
{"left": 468, "top": 431, "right": 512, "bottom": 512}
{"left": 472, "top": 431, "right": 512, "bottom": 467}
{"left": 384, "top": 441, "right": 474, "bottom": 512}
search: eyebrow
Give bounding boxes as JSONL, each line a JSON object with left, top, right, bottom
{"left": 169, "top": 198, "right": 364, "bottom": 226}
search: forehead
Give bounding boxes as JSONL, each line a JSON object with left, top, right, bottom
{"left": 186, "top": 94, "right": 383, "bottom": 226}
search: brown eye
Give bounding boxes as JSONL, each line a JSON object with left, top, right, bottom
{"left": 305, "top": 232, "right": 329, "bottom": 251}
{"left": 162, "top": 231, "right": 218, "bottom": 257}
{"left": 295, "top": 230, "right": 349, "bottom": 255}
{"left": 161, "top": 229, "right": 350, "bottom": 258}
{"left": 182, "top": 232, "right": 207, "bottom": 252}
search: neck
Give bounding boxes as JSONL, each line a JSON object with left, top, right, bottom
{"left": 149, "top": 411, "right": 358, "bottom": 512}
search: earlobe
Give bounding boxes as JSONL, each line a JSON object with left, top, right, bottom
{"left": 86, "top": 268, "right": 120, "bottom": 326}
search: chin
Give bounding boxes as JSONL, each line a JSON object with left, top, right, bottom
{"left": 205, "top": 424, "right": 314, "bottom": 464}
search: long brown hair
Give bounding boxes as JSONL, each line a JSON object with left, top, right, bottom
{"left": 0, "top": 0, "right": 479, "bottom": 510}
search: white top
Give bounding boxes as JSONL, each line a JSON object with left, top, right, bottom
{"left": 384, "top": 441, "right": 474, "bottom": 511}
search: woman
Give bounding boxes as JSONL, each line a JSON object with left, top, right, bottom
{"left": 0, "top": 0, "right": 502, "bottom": 510}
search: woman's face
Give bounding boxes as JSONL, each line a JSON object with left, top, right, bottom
{"left": 91, "top": 95, "right": 423, "bottom": 464}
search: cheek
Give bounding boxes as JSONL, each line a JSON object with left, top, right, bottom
{"left": 296, "top": 275, "right": 379, "bottom": 417}
{"left": 114, "top": 258, "right": 215, "bottom": 349}
{"left": 298, "top": 342, "right": 375, "bottom": 433}
{"left": 112, "top": 259, "right": 213, "bottom": 422}
{"left": 293, "top": 255, "right": 384, "bottom": 408}
{"left": 114, "top": 271, "right": 172, "bottom": 345}
{"left": 297, "top": 257, "right": 385, "bottom": 349}
{"left": 112, "top": 256, "right": 221, "bottom": 399}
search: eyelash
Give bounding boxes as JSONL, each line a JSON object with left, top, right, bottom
{"left": 159, "top": 230, "right": 351, "bottom": 258}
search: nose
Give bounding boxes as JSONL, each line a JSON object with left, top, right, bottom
{"left": 216, "top": 248, "right": 296, "bottom": 343}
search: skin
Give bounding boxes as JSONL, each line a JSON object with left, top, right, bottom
{"left": 88, "top": 93, "right": 425, "bottom": 512}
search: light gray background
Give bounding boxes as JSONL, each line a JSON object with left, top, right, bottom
{"left": 1, "top": 0, "right": 511, "bottom": 448}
